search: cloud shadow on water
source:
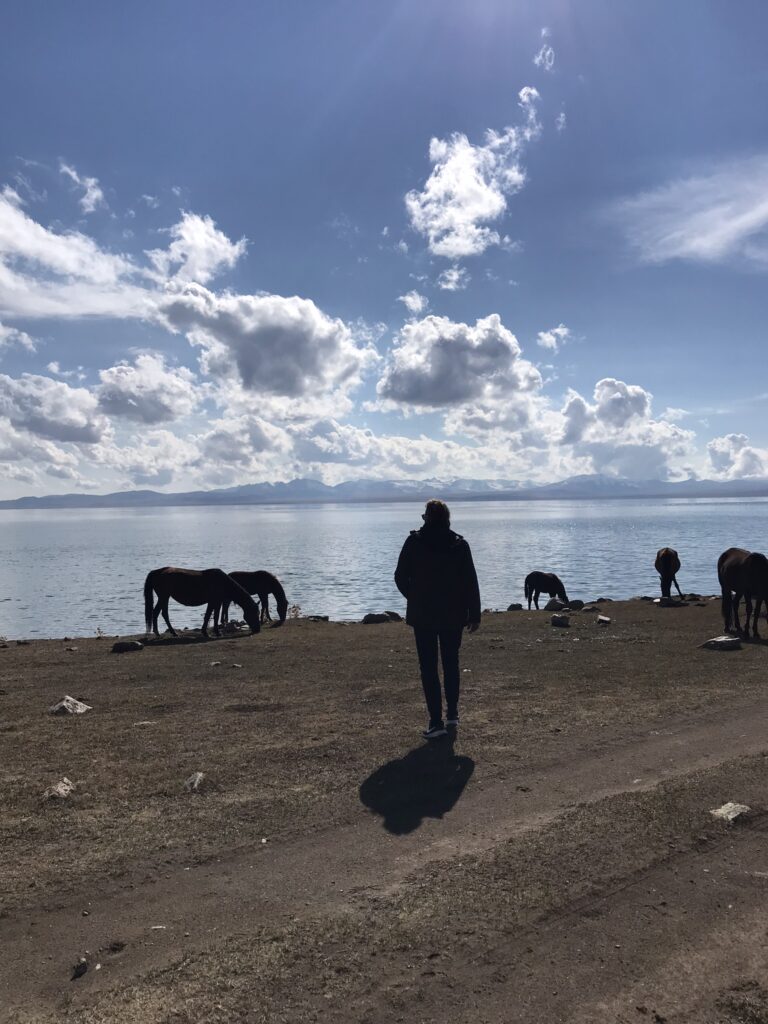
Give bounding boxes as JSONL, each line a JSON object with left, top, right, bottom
{"left": 359, "top": 735, "right": 474, "bottom": 835}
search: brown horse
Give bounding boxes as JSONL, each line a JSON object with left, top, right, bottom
{"left": 221, "top": 570, "right": 288, "bottom": 627}
{"left": 655, "top": 547, "right": 682, "bottom": 598}
{"left": 524, "top": 571, "right": 569, "bottom": 610}
{"left": 717, "top": 547, "right": 768, "bottom": 638}
{"left": 144, "top": 567, "right": 261, "bottom": 638}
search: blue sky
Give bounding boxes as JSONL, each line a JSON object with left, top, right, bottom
{"left": 1, "top": 0, "right": 767, "bottom": 496}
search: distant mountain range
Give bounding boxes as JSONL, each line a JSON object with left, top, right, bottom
{"left": 2, "top": 474, "right": 768, "bottom": 509}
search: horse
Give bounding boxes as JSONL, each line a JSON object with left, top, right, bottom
{"left": 143, "top": 567, "right": 261, "bottom": 638}
{"left": 717, "top": 547, "right": 768, "bottom": 639}
{"left": 221, "top": 570, "right": 288, "bottom": 627}
{"left": 524, "top": 571, "right": 569, "bottom": 610}
{"left": 655, "top": 547, "right": 682, "bottom": 598}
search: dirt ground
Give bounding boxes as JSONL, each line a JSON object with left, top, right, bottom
{"left": 2, "top": 599, "right": 768, "bottom": 1023}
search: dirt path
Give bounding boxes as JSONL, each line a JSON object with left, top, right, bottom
{"left": 3, "top": 696, "right": 767, "bottom": 1021}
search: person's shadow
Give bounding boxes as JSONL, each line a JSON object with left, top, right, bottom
{"left": 359, "top": 734, "right": 475, "bottom": 835}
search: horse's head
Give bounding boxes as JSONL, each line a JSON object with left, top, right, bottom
{"left": 243, "top": 600, "right": 261, "bottom": 634}
{"left": 274, "top": 593, "right": 288, "bottom": 627}
{"left": 558, "top": 586, "right": 569, "bottom": 604}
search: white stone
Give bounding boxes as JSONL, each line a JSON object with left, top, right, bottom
{"left": 710, "top": 801, "right": 750, "bottom": 823}
{"left": 49, "top": 695, "right": 91, "bottom": 715}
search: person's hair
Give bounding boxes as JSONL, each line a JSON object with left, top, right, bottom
{"left": 423, "top": 499, "right": 450, "bottom": 527}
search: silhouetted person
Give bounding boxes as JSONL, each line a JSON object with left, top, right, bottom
{"left": 395, "top": 500, "right": 481, "bottom": 739}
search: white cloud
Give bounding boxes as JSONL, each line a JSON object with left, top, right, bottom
{"left": 161, "top": 283, "right": 379, "bottom": 400}
{"left": 97, "top": 353, "right": 199, "bottom": 424}
{"left": 0, "top": 373, "right": 109, "bottom": 443}
{"left": 533, "top": 30, "right": 555, "bottom": 72}
{"left": 0, "top": 323, "right": 35, "bottom": 355}
{"left": 146, "top": 212, "right": 246, "bottom": 284}
{"left": 707, "top": 433, "right": 767, "bottom": 478}
{"left": 555, "top": 111, "right": 567, "bottom": 132}
{"left": 437, "top": 266, "right": 470, "bottom": 291}
{"left": 557, "top": 379, "right": 696, "bottom": 480}
{"left": 405, "top": 87, "right": 541, "bottom": 259}
{"left": 398, "top": 290, "right": 428, "bottom": 316}
{"left": 536, "top": 323, "right": 571, "bottom": 352}
{"left": 140, "top": 194, "right": 160, "bottom": 209}
{"left": 60, "top": 162, "right": 106, "bottom": 214}
{"left": 377, "top": 313, "right": 541, "bottom": 410}
{"left": 93, "top": 428, "right": 198, "bottom": 487}
{"left": 612, "top": 156, "right": 768, "bottom": 267}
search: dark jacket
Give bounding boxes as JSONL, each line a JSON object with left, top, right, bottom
{"left": 394, "top": 525, "right": 481, "bottom": 630}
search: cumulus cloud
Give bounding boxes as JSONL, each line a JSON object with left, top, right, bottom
{"left": 707, "top": 433, "right": 767, "bottom": 478}
{"left": 398, "top": 290, "right": 428, "bottom": 316}
{"left": 437, "top": 266, "right": 470, "bottom": 291}
{"left": 557, "top": 378, "right": 696, "bottom": 480}
{"left": 146, "top": 212, "right": 246, "bottom": 284}
{"left": 97, "top": 353, "right": 199, "bottom": 424}
{"left": 93, "top": 428, "right": 198, "bottom": 487}
{"left": 405, "top": 87, "right": 541, "bottom": 259}
{"left": 0, "top": 373, "right": 108, "bottom": 443}
{"left": 60, "top": 162, "right": 106, "bottom": 214}
{"left": 162, "top": 283, "right": 379, "bottom": 399}
{"left": 611, "top": 156, "right": 768, "bottom": 267}
{"left": 536, "top": 323, "right": 571, "bottom": 352}
{"left": 0, "top": 323, "right": 35, "bottom": 355}
{"left": 377, "top": 313, "right": 541, "bottom": 409}
{"left": 555, "top": 110, "right": 567, "bottom": 132}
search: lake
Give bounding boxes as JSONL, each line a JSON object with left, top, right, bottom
{"left": 0, "top": 497, "right": 765, "bottom": 638}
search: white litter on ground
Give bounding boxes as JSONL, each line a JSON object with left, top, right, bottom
{"left": 710, "top": 801, "right": 751, "bottom": 823}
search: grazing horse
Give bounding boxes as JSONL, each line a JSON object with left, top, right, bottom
{"left": 221, "top": 570, "right": 288, "bottom": 627}
{"left": 524, "top": 571, "right": 569, "bottom": 610}
{"left": 144, "top": 567, "right": 261, "bottom": 638}
{"left": 717, "top": 547, "right": 768, "bottom": 638}
{"left": 655, "top": 547, "right": 683, "bottom": 598}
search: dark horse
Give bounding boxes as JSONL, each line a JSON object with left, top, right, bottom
{"left": 144, "top": 567, "right": 261, "bottom": 638}
{"left": 221, "top": 571, "right": 288, "bottom": 627}
{"left": 717, "top": 547, "right": 768, "bottom": 639}
{"left": 524, "top": 571, "right": 569, "bottom": 610}
{"left": 655, "top": 547, "right": 682, "bottom": 598}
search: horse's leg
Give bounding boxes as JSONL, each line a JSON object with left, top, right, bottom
{"left": 534, "top": 589, "right": 540, "bottom": 610}
{"left": 152, "top": 598, "right": 162, "bottom": 637}
{"left": 161, "top": 597, "right": 177, "bottom": 637}
{"left": 744, "top": 593, "right": 753, "bottom": 638}
{"left": 733, "top": 591, "right": 743, "bottom": 636}
{"left": 752, "top": 596, "right": 761, "bottom": 640}
{"left": 221, "top": 601, "right": 229, "bottom": 625}
{"left": 264, "top": 594, "right": 271, "bottom": 622}
{"left": 213, "top": 603, "right": 221, "bottom": 637}
{"left": 202, "top": 602, "right": 212, "bottom": 637}
{"left": 673, "top": 576, "right": 683, "bottom": 598}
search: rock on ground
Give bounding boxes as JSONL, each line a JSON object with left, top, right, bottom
{"left": 49, "top": 696, "right": 92, "bottom": 715}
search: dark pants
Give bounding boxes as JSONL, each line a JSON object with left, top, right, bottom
{"left": 413, "top": 627, "right": 463, "bottom": 727}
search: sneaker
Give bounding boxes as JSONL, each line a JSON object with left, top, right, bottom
{"left": 446, "top": 716, "right": 459, "bottom": 728}
{"left": 422, "top": 724, "right": 447, "bottom": 740}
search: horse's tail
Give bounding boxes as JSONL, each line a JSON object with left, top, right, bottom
{"left": 524, "top": 576, "right": 531, "bottom": 602}
{"left": 144, "top": 571, "right": 156, "bottom": 633}
{"left": 271, "top": 575, "right": 288, "bottom": 624}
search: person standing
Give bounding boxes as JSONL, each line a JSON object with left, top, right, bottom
{"left": 394, "top": 500, "right": 481, "bottom": 739}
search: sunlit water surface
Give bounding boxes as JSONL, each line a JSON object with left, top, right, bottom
{"left": 0, "top": 498, "right": 765, "bottom": 638}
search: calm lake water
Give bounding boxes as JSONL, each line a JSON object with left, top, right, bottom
{"left": 0, "top": 497, "right": 765, "bottom": 638}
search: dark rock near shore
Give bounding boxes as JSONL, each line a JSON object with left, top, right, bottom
{"left": 544, "top": 598, "right": 565, "bottom": 612}
{"left": 567, "top": 599, "right": 585, "bottom": 611}
{"left": 306, "top": 615, "right": 329, "bottom": 622}
{"left": 112, "top": 640, "right": 144, "bottom": 654}
{"left": 362, "top": 612, "right": 402, "bottom": 625}
{"left": 507, "top": 603, "right": 523, "bottom": 611}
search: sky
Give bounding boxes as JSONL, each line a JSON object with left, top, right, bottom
{"left": 1, "top": 0, "right": 768, "bottom": 498}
